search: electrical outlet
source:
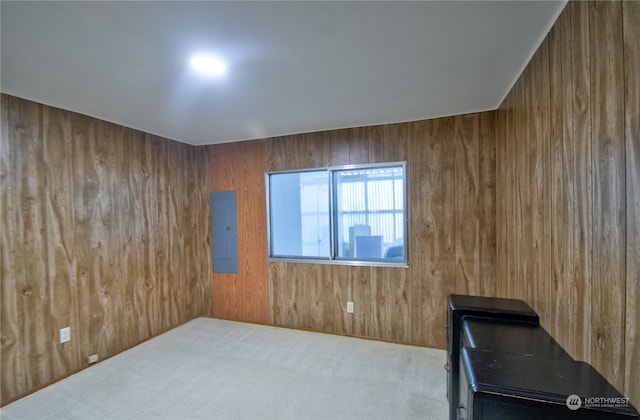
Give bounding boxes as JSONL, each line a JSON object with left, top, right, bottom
{"left": 88, "top": 354, "right": 99, "bottom": 364}
{"left": 59, "top": 327, "right": 71, "bottom": 344}
{"left": 347, "top": 301, "right": 354, "bottom": 313}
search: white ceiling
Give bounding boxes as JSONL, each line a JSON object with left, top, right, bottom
{"left": 1, "top": 1, "right": 566, "bottom": 146}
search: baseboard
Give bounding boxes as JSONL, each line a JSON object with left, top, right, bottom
{"left": 206, "top": 315, "right": 446, "bottom": 351}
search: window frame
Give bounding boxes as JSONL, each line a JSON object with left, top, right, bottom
{"left": 265, "top": 161, "right": 408, "bottom": 268}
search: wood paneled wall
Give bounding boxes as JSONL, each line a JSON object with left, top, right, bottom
{"left": 209, "top": 141, "right": 269, "bottom": 324}
{"left": 495, "top": 0, "right": 639, "bottom": 405}
{"left": 0, "top": 94, "right": 212, "bottom": 404}
{"left": 263, "top": 113, "right": 496, "bottom": 346}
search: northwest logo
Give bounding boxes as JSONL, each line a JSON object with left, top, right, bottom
{"left": 566, "top": 394, "right": 582, "bottom": 410}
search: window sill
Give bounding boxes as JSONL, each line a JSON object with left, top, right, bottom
{"left": 267, "top": 257, "right": 409, "bottom": 269}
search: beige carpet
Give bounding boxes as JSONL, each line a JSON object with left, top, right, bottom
{"left": 1, "top": 318, "right": 448, "bottom": 420}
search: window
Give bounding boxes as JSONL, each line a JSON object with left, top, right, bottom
{"left": 268, "top": 170, "right": 330, "bottom": 258}
{"left": 266, "top": 162, "right": 407, "bottom": 266}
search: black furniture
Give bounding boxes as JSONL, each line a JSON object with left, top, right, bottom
{"left": 447, "top": 294, "right": 639, "bottom": 420}
{"left": 460, "top": 347, "right": 638, "bottom": 419}
{"left": 461, "top": 317, "right": 573, "bottom": 362}
{"left": 446, "top": 294, "right": 539, "bottom": 419}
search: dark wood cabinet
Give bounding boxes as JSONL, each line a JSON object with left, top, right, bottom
{"left": 447, "top": 294, "right": 539, "bottom": 419}
{"left": 447, "top": 294, "right": 639, "bottom": 420}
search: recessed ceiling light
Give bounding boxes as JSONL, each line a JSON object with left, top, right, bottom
{"left": 190, "top": 54, "right": 227, "bottom": 77}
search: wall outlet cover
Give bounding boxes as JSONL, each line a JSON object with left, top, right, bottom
{"left": 347, "top": 301, "right": 354, "bottom": 313}
{"left": 59, "top": 327, "right": 71, "bottom": 344}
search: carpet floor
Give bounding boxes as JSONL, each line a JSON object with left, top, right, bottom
{"left": 1, "top": 318, "right": 448, "bottom": 420}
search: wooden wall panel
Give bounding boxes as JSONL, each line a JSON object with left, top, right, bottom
{"left": 508, "top": 71, "right": 524, "bottom": 301}
{"left": 352, "top": 267, "right": 372, "bottom": 337}
{"left": 589, "top": 0, "right": 626, "bottom": 391}
{"left": 478, "top": 112, "right": 496, "bottom": 298}
{"left": 440, "top": 117, "right": 458, "bottom": 340}
{"left": 204, "top": 0, "right": 637, "bottom": 406}
{"left": 167, "top": 144, "right": 181, "bottom": 325}
{"left": 1, "top": 94, "right": 211, "bottom": 404}
{"left": 454, "top": 114, "right": 480, "bottom": 296}
{"left": 623, "top": 0, "right": 640, "bottom": 405}
{"left": 0, "top": 95, "right": 23, "bottom": 399}
{"left": 495, "top": 0, "right": 638, "bottom": 405}
{"left": 494, "top": 104, "right": 507, "bottom": 298}
{"left": 513, "top": 76, "right": 523, "bottom": 301}
{"left": 11, "top": 97, "right": 53, "bottom": 392}
{"left": 332, "top": 263, "right": 352, "bottom": 335}
{"left": 532, "top": 40, "right": 553, "bottom": 329}
{"left": 548, "top": 3, "right": 576, "bottom": 353}
{"left": 42, "top": 105, "right": 79, "bottom": 379}
{"left": 410, "top": 119, "right": 446, "bottom": 346}
{"left": 570, "top": 0, "right": 594, "bottom": 364}
{"left": 255, "top": 112, "right": 496, "bottom": 348}
{"left": 210, "top": 141, "right": 269, "bottom": 325}
{"left": 72, "top": 114, "right": 120, "bottom": 360}
{"left": 114, "top": 127, "right": 140, "bottom": 341}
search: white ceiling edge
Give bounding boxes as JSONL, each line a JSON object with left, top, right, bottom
{"left": 208, "top": 105, "right": 502, "bottom": 145}
{"left": 493, "top": 0, "right": 568, "bottom": 110}
{"left": 1, "top": 1, "right": 568, "bottom": 146}
{"left": 0, "top": 88, "right": 494, "bottom": 146}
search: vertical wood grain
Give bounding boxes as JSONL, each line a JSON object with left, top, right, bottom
{"left": 210, "top": 143, "right": 238, "bottom": 319}
{"left": 214, "top": 0, "right": 636, "bottom": 405}
{"left": 368, "top": 124, "right": 385, "bottom": 163}
{"left": 532, "top": 40, "right": 552, "bottom": 328}
{"left": 1, "top": 95, "right": 26, "bottom": 399}
{"left": 261, "top": 112, "right": 495, "bottom": 350}
{"left": 332, "top": 264, "right": 352, "bottom": 335}
{"left": 330, "top": 129, "right": 350, "bottom": 166}
{"left": 164, "top": 139, "right": 181, "bottom": 327}
{"left": 571, "top": 0, "right": 594, "bottom": 364}
{"left": 14, "top": 99, "right": 52, "bottom": 390}
{"left": 504, "top": 83, "right": 518, "bottom": 300}
{"left": 454, "top": 113, "right": 480, "bottom": 295}
{"left": 129, "top": 133, "right": 148, "bottom": 335}
{"left": 512, "top": 73, "right": 526, "bottom": 301}
{"left": 119, "top": 127, "right": 151, "bottom": 342}
{"left": 1, "top": 94, "right": 211, "bottom": 404}
{"left": 265, "top": 135, "right": 288, "bottom": 172}
{"left": 440, "top": 116, "right": 457, "bottom": 346}
{"left": 623, "top": 0, "right": 640, "bottom": 405}
{"left": 305, "top": 264, "right": 322, "bottom": 330}
{"left": 494, "top": 106, "right": 507, "bottom": 297}
{"left": 268, "top": 262, "right": 281, "bottom": 325}
{"left": 589, "top": 0, "right": 625, "bottom": 391}
{"left": 384, "top": 122, "right": 409, "bottom": 162}
{"left": 558, "top": 5, "right": 577, "bottom": 356}
{"left": 409, "top": 119, "right": 431, "bottom": 345}
{"left": 210, "top": 140, "right": 269, "bottom": 325}
{"left": 308, "top": 264, "right": 334, "bottom": 332}
{"left": 4, "top": 2, "right": 636, "bottom": 408}
{"left": 150, "top": 135, "right": 170, "bottom": 330}
{"left": 391, "top": 266, "right": 410, "bottom": 342}
{"left": 284, "top": 265, "right": 302, "bottom": 327}
{"left": 200, "top": 148, "right": 214, "bottom": 317}
{"left": 241, "top": 142, "right": 268, "bottom": 323}
{"left": 479, "top": 112, "right": 496, "bottom": 297}
{"left": 495, "top": 0, "right": 638, "bottom": 405}
{"left": 548, "top": 4, "right": 576, "bottom": 351}
{"left": 352, "top": 266, "right": 372, "bottom": 337}
{"left": 42, "top": 105, "right": 80, "bottom": 378}
{"left": 72, "top": 115, "right": 122, "bottom": 358}
{"left": 410, "top": 117, "right": 453, "bottom": 346}
{"left": 348, "top": 126, "right": 369, "bottom": 165}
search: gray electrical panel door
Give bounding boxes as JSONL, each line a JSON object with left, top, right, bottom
{"left": 211, "top": 191, "right": 238, "bottom": 274}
